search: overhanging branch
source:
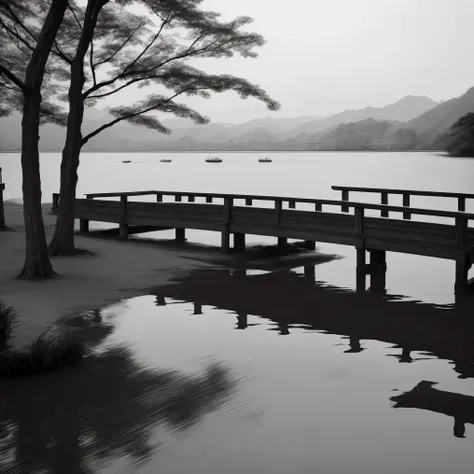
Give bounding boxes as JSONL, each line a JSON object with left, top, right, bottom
{"left": 81, "top": 88, "right": 190, "bottom": 144}
{"left": 0, "top": 63, "right": 27, "bottom": 92}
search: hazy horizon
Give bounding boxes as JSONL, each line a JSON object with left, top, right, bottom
{"left": 101, "top": 0, "right": 474, "bottom": 124}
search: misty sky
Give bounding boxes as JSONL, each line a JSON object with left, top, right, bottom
{"left": 115, "top": 0, "right": 474, "bottom": 123}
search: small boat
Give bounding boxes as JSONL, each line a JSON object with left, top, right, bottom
{"left": 160, "top": 158, "right": 172, "bottom": 163}
{"left": 258, "top": 156, "right": 272, "bottom": 163}
{"left": 205, "top": 156, "right": 223, "bottom": 163}
{"left": 122, "top": 160, "right": 131, "bottom": 163}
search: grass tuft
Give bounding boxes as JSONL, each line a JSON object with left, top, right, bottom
{"left": 0, "top": 303, "right": 17, "bottom": 342}
{"left": 0, "top": 332, "right": 89, "bottom": 378}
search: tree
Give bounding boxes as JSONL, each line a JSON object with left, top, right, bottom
{"left": 48, "top": 0, "right": 280, "bottom": 255}
{"left": 0, "top": 0, "right": 70, "bottom": 279}
{"left": 439, "top": 113, "right": 474, "bottom": 158}
{"left": 393, "top": 127, "right": 417, "bottom": 150}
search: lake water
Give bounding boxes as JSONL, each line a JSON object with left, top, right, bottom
{"left": 1, "top": 151, "right": 474, "bottom": 473}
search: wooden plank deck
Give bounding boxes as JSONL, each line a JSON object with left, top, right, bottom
{"left": 52, "top": 188, "right": 474, "bottom": 294}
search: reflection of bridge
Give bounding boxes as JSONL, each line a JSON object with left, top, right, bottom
{"left": 154, "top": 267, "right": 474, "bottom": 379}
{"left": 392, "top": 381, "right": 474, "bottom": 438}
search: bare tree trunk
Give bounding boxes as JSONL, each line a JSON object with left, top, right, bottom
{"left": 18, "top": 0, "right": 68, "bottom": 279}
{"left": 48, "top": 67, "right": 84, "bottom": 256}
{"left": 19, "top": 92, "right": 55, "bottom": 279}
{"left": 49, "top": 0, "right": 106, "bottom": 256}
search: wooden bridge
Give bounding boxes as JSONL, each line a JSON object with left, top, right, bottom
{"left": 51, "top": 185, "right": 474, "bottom": 294}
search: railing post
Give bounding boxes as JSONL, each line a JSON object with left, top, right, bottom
{"left": 402, "top": 193, "right": 411, "bottom": 220}
{"left": 454, "top": 216, "right": 469, "bottom": 294}
{"left": 245, "top": 197, "right": 253, "bottom": 206}
{"left": 156, "top": 193, "right": 163, "bottom": 202}
{"left": 175, "top": 194, "right": 182, "bottom": 202}
{"left": 0, "top": 167, "right": 5, "bottom": 230}
{"left": 458, "top": 197, "right": 466, "bottom": 212}
{"left": 341, "top": 189, "right": 349, "bottom": 213}
{"left": 381, "top": 192, "right": 389, "bottom": 217}
{"left": 188, "top": 195, "right": 195, "bottom": 203}
{"left": 221, "top": 197, "right": 233, "bottom": 252}
{"left": 79, "top": 194, "right": 92, "bottom": 233}
{"left": 315, "top": 202, "right": 322, "bottom": 212}
{"left": 288, "top": 199, "right": 296, "bottom": 209}
{"left": 119, "top": 195, "right": 128, "bottom": 239}
{"left": 275, "top": 199, "right": 287, "bottom": 248}
{"left": 355, "top": 206, "right": 366, "bottom": 292}
{"left": 52, "top": 193, "right": 60, "bottom": 212}
{"left": 206, "top": 196, "right": 213, "bottom": 203}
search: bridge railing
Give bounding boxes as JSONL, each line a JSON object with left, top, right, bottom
{"left": 332, "top": 185, "right": 474, "bottom": 219}
{"left": 52, "top": 189, "right": 474, "bottom": 225}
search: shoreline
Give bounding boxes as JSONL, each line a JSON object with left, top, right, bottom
{"left": 0, "top": 202, "right": 331, "bottom": 349}
{"left": 0, "top": 202, "right": 205, "bottom": 349}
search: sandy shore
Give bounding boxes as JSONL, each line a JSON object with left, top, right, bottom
{"left": 0, "top": 202, "right": 204, "bottom": 348}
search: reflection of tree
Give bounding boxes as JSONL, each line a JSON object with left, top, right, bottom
{"left": 0, "top": 312, "right": 237, "bottom": 473}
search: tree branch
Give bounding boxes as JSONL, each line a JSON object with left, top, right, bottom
{"left": 122, "top": 9, "right": 172, "bottom": 75}
{"left": 53, "top": 40, "right": 73, "bottom": 64}
{"left": 0, "top": 16, "right": 35, "bottom": 53}
{"left": 83, "top": 33, "right": 225, "bottom": 99}
{"left": 86, "top": 74, "right": 163, "bottom": 100}
{"left": 82, "top": 88, "right": 189, "bottom": 144}
{"left": 0, "top": 63, "right": 27, "bottom": 92}
{"left": 0, "top": 80, "right": 21, "bottom": 92}
{"left": 90, "top": 37, "right": 96, "bottom": 86}
{"left": 0, "top": 2, "right": 38, "bottom": 44}
{"left": 94, "top": 20, "right": 144, "bottom": 68}
{"left": 68, "top": 4, "right": 83, "bottom": 31}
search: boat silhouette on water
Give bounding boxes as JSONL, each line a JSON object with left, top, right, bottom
{"left": 205, "top": 156, "right": 223, "bottom": 163}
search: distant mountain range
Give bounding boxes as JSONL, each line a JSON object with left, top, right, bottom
{"left": 1, "top": 90, "right": 473, "bottom": 152}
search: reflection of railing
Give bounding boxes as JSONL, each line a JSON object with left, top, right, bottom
{"left": 0, "top": 167, "right": 5, "bottom": 230}
{"left": 332, "top": 185, "right": 474, "bottom": 218}
{"left": 52, "top": 188, "right": 474, "bottom": 294}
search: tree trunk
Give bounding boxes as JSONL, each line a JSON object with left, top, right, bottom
{"left": 49, "top": 0, "right": 107, "bottom": 256}
{"left": 18, "top": 0, "right": 68, "bottom": 279}
{"left": 19, "top": 92, "right": 56, "bottom": 279}
{"left": 48, "top": 84, "right": 84, "bottom": 256}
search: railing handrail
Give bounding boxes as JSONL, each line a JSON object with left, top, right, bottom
{"left": 70, "top": 191, "right": 474, "bottom": 221}
{"left": 332, "top": 185, "right": 474, "bottom": 200}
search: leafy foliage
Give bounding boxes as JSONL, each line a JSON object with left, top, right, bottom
{"left": 72, "top": 0, "right": 280, "bottom": 143}
{"left": 0, "top": 0, "right": 81, "bottom": 123}
{"left": 439, "top": 112, "right": 474, "bottom": 157}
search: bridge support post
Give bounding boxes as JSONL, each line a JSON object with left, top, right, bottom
{"left": 304, "top": 264, "right": 315, "bottom": 282}
{"left": 119, "top": 195, "right": 128, "bottom": 239}
{"left": 369, "top": 249, "right": 387, "bottom": 294}
{"left": 234, "top": 233, "right": 246, "bottom": 252}
{"left": 237, "top": 313, "right": 248, "bottom": 329}
{"left": 175, "top": 228, "right": 186, "bottom": 243}
{"left": 454, "top": 251, "right": 470, "bottom": 295}
{"left": 356, "top": 248, "right": 367, "bottom": 292}
{"left": 80, "top": 219, "right": 89, "bottom": 233}
{"left": 221, "top": 229, "right": 230, "bottom": 253}
{"left": 278, "top": 237, "right": 287, "bottom": 249}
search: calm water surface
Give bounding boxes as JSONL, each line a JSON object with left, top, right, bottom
{"left": 1, "top": 151, "right": 474, "bottom": 473}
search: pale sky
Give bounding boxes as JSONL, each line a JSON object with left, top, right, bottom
{"left": 108, "top": 0, "right": 474, "bottom": 122}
